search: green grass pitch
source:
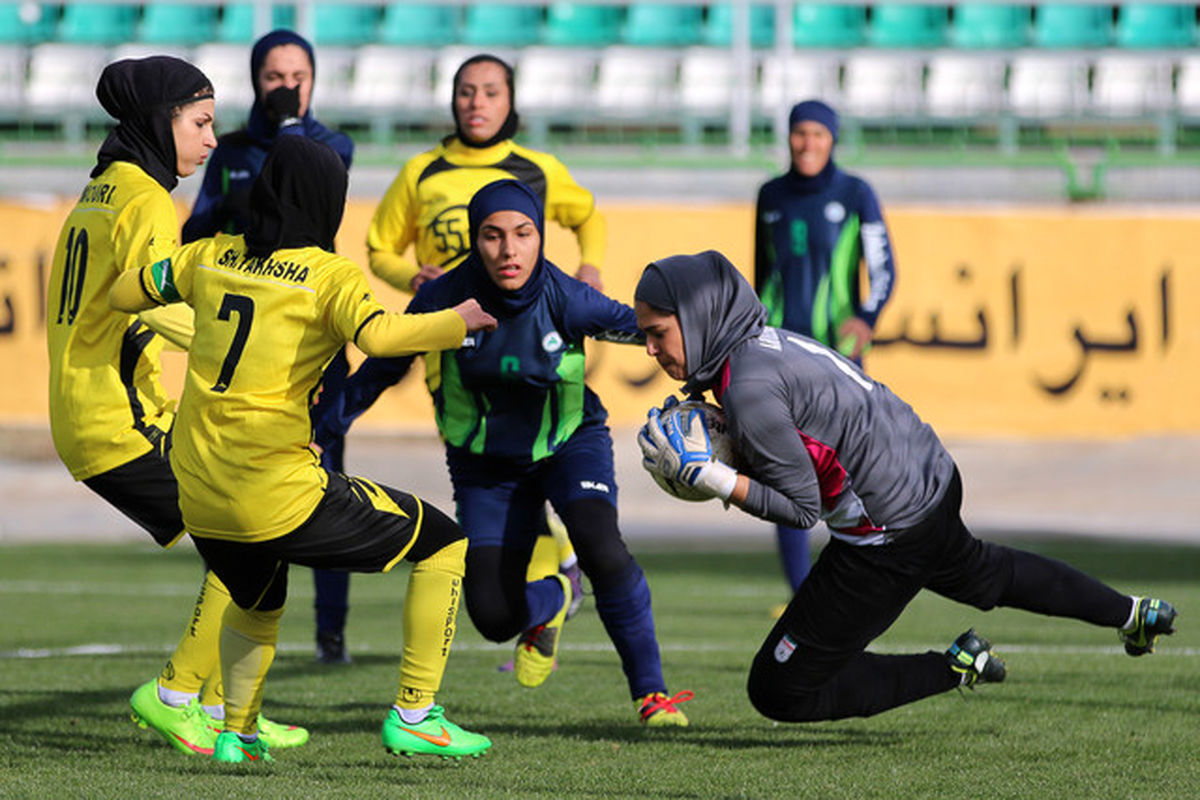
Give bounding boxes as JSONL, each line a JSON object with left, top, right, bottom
{"left": 1, "top": 539, "right": 1196, "bottom": 799}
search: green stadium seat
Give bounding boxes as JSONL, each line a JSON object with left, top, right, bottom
{"left": 379, "top": 3, "right": 459, "bottom": 46}
{"left": 1115, "top": 3, "right": 1195, "bottom": 48}
{"left": 793, "top": 3, "right": 866, "bottom": 48}
{"left": 462, "top": 4, "right": 542, "bottom": 46}
{"left": 543, "top": 3, "right": 622, "bottom": 46}
{"left": 139, "top": 4, "right": 218, "bottom": 45}
{"left": 622, "top": 3, "right": 703, "bottom": 46}
{"left": 867, "top": 3, "right": 949, "bottom": 48}
{"left": 703, "top": 4, "right": 776, "bottom": 48}
{"left": 1032, "top": 3, "right": 1112, "bottom": 48}
{"left": 217, "top": 4, "right": 297, "bottom": 44}
{"left": 0, "top": 3, "right": 56, "bottom": 43}
{"left": 57, "top": 3, "right": 137, "bottom": 45}
{"left": 950, "top": 3, "right": 1030, "bottom": 49}
{"left": 311, "top": 4, "right": 379, "bottom": 46}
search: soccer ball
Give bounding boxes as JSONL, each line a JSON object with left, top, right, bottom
{"left": 650, "top": 400, "right": 736, "bottom": 502}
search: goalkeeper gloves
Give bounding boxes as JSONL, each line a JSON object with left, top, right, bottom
{"left": 638, "top": 400, "right": 737, "bottom": 501}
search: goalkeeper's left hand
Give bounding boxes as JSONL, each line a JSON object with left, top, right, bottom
{"left": 638, "top": 404, "right": 737, "bottom": 501}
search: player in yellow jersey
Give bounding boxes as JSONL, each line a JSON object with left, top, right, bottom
{"left": 46, "top": 55, "right": 305, "bottom": 757}
{"left": 111, "top": 136, "right": 499, "bottom": 763}
{"left": 336, "top": 54, "right": 596, "bottom": 664}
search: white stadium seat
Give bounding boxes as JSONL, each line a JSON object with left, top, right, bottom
{"left": 1177, "top": 55, "right": 1200, "bottom": 116}
{"left": 515, "top": 46, "right": 597, "bottom": 111}
{"left": 349, "top": 46, "right": 436, "bottom": 112}
{"left": 842, "top": 53, "right": 924, "bottom": 117}
{"left": 192, "top": 44, "right": 256, "bottom": 120}
{"left": 311, "top": 46, "right": 357, "bottom": 115}
{"left": 0, "top": 46, "right": 26, "bottom": 110}
{"left": 1008, "top": 54, "right": 1089, "bottom": 118}
{"left": 757, "top": 52, "right": 841, "bottom": 113}
{"left": 26, "top": 45, "right": 109, "bottom": 110}
{"left": 595, "top": 46, "right": 680, "bottom": 115}
{"left": 679, "top": 47, "right": 737, "bottom": 114}
{"left": 109, "top": 44, "right": 191, "bottom": 63}
{"left": 1091, "top": 54, "right": 1174, "bottom": 117}
{"left": 925, "top": 53, "right": 1007, "bottom": 118}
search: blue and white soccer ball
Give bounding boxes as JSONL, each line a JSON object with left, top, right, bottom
{"left": 650, "top": 399, "right": 737, "bottom": 502}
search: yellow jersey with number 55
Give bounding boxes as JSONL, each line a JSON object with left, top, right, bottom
{"left": 47, "top": 161, "right": 178, "bottom": 480}
{"left": 144, "top": 234, "right": 390, "bottom": 542}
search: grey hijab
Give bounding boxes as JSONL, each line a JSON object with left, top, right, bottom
{"left": 636, "top": 250, "right": 767, "bottom": 395}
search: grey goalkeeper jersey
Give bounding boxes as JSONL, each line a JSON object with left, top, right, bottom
{"left": 717, "top": 326, "right": 955, "bottom": 544}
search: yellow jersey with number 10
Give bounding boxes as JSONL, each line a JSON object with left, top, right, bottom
{"left": 46, "top": 161, "right": 179, "bottom": 480}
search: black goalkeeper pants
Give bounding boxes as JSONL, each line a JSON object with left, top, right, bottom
{"left": 746, "top": 468, "right": 1132, "bottom": 722}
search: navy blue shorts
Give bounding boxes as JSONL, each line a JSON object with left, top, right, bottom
{"left": 448, "top": 421, "right": 618, "bottom": 553}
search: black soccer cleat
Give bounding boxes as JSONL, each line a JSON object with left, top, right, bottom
{"left": 1119, "top": 597, "right": 1177, "bottom": 657}
{"left": 316, "top": 630, "right": 351, "bottom": 664}
{"left": 946, "top": 628, "right": 1006, "bottom": 688}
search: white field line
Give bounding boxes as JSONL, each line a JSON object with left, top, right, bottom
{"left": 4, "top": 641, "right": 1199, "bottom": 660}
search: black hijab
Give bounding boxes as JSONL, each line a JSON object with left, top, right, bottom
{"left": 92, "top": 56, "right": 213, "bottom": 191}
{"left": 244, "top": 136, "right": 347, "bottom": 257}
{"left": 451, "top": 54, "right": 520, "bottom": 149}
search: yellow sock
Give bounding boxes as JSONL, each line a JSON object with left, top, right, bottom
{"left": 396, "top": 538, "right": 466, "bottom": 710}
{"left": 544, "top": 508, "right": 577, "bottom": 569}
{"left": 158, "top": 570, "right": 230, "bottom": 695}
{"left": 219, "top": 603, "right": 282, "bottom": 735}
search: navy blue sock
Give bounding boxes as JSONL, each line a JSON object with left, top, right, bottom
{"left": 593, "top": 561, "right": 666, "bottom": 701}
{"left": 522, "top": 575, "right": 565, "bottom": 629}
{"left": 776, "top": 525, "right": 811, "bottom": 592}
{"left": 313, "top": 569, "right": 350, "bottom": 633}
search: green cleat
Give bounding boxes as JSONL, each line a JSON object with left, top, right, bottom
{"left": 514, "top": 573, "right": 572, "bottom": 688}
{"left": 946, "top": 629, "right": 1006, "bottom": 689}
{"left": 212, "top": 731, "right": 274, "bottom": 763}
{"left": 381, "top": 707, "right": 491, "bottom": 760}
{"left": 1120, "top": 597, "right": 1177, "bottom": 656}
{"left": 129, "top": 680, "right": 217, "bottom": 756}
{"left": 255, "top": 714, "right": 309, "bottom": 749}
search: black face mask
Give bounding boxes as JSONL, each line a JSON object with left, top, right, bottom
{"left": 92, "top": 56, "right": 213, "bottom": 192}
{"left": 245, "top": 136, "right": 347, "bottom": 258}
{"left": 451, "top": 54, "right": 520, "bottom": 149}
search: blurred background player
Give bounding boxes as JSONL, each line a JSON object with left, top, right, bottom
{"left": 753, "top": 99, "right": 896, "bottom": 607}
{"left": 634, "top": 251, "right": 1176, "bottom": 723}
{"left": 327, "top": 52, "right": 606, "bottom": 660}
{"left": 316, "top": 179, "right": 692, "bottom": 726}
{"left": 181, "top": 28, "right": 357, "bottom": 665}
{"left": 46, "top": 55, "right": 305, "bottom": 756}
{"left": 110, "top": 135, "right": 498, "bottom": 763}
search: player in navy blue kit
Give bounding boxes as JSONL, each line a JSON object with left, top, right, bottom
{"left": 634, "top": 250, "right": 1176, "bottom": 723}
{"left": 315, "top": 180, "right": 691, "bottom": 725}
{"left": 754, "top": 99, "right": 896, "bottom": 598}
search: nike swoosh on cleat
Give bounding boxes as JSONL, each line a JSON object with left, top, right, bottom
{"left": 171, "top": 733, "right": 214, "bottom": 755}
{"left": 235, "top": 745, "right": 259, "bottom": 760}
{"left": 399, "top": 726, "right": 452, "bottom": 747}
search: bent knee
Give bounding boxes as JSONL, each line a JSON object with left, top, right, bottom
{"left": 746, "top": 662, "right": 820, "bottom": 723}
{"left": 464, "top": 599, "right": 521, "bottom": 643}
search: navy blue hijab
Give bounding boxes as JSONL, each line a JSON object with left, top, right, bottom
{"left": 462, "top": 179, "right": 548, "bottom": 317}
{"left": 245, "top": 29, "right": 323, "bottom": 144}
{"left": 786, "top": 98, "right": 839, "bottom": 194}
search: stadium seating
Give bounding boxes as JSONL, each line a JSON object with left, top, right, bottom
{"left": 0, "top": 3, "right": 57, "bottom": 43}
{"left": 348, "top": 45, "right": 436, "bottom": 113}
{"left": 949, "top": 3, "right": 1030, "bottom": 49}
{"left": 0, "top": 44, "right": 25, "bottom": 109}
{"left": 515, "top": 46, "right": 597, "bottom": 111}
{"left": 311, "top": 45, "right": 357, "bottom": 112}
{"left": 595, "top": 45, "right": 680, "bottom": 116}
{"left": 1115, "top": 3, "right": 1196, "bottom": 48}
{"left": 193, "top": 42, "right": 256, "bottom": 115}
{"left": 757, "top": 51, "right": 842, "bottom": 113}
{"left": 1031, "top": 3, "right": 1112, "bottom": 48}
{"left": 311, "top": 4, "right": 380, "bottom": 46}
{"left": 678, "top": 46, "right": 736, "bottom": 113}
{"left": 462, "top": 4, "right": 542, "bottom": 46}
{"left": 379, "top": 3, "right": 459, "bottom": 46}
{"left": 139, "top": 4, "right": 218, "bottom": 45}
{"left": 866, "top": 3, "right": 948, "bottom": 48}
{"left": 622, "top": 3, "right": 703, "bottom": 46}
{"left": 543, "top": 3, "right": 623, "bottom": 46}
{"left": 792, "top": 3, "right": 866, "bottom": 47}
{"left": 1176, "top": 55, "right": 1200, "bottom": 116}
{"left": 217, "top": 4, "right": 296, "bottom": 44}
{"left": 842, "top": 52, "right": 925, "bottom": 117}
{"left": 1091, "top": 53, "right": 1175, "bottom": 116}
{"left": 26, "top": 43, "right": 108, "bottom": 109}
{"left": 1008, "top": 54, "right": 1089, "bottom": 117}
{"left": 925, "top": 53, "right": 1008, "bottom": 117}
{"left": 57, "top": 3, "right": 137, "bottom": 45}
{"left": 702, "top": 3, "right": 776, "bottom": 48}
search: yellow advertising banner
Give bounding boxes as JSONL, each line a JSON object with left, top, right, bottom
{"left": 2, "top": 198, "right": 1196, "bottom": 437}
